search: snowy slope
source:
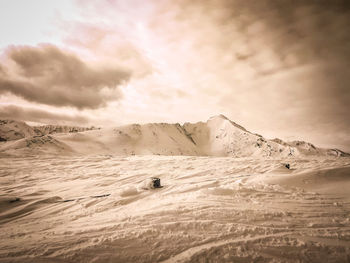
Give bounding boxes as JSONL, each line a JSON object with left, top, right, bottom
{"left": 0, "top": 120, "right": 42, "bottom": 141}
{"left": 183, "top": 115, "right": 296, "bottom": 157}
{"left": 287, "top": 140, "right": 349, "bottom": 157}
{"left": 55, "top": 123, "right": 200, "bottom": 155}
{"left": 0, "top": 119, "right": 97, "bottom": 140}
{"left": 0, "top": 135, "right": 73, "bottom": 155}
{"left": 0, "top": 120, "right": 96, "bottom": 155}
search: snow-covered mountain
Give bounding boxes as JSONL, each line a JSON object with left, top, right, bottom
{"left": 0, "top": 120, "right": 41, "bottom": 141}
{"left": 0, "top": 135, "right": 72, "bottom": 155}
{"left": 184, "top": 114, "right": 295, "bottom": 157}
{"left": 0, "top": 120, "right": 97, "bottom": 141}
{"left": 54, "top": 123, "right": 200, "bottom": 156}
{"left": 0, "top": 116, "right": 348, "bottom": 157}
{"left": 0, "top": 120, "right": 96, "bottom": 155}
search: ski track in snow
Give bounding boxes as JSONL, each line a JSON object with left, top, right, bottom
{"left": 0, "top": 156, "right": 350, "bottom": 262}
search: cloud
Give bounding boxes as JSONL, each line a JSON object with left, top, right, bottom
{"left": 0, "top": 64, "right": 6, "bottom": 75}
{"left": 0, "top": 104, "right": 89, "bottom": 125}
{"left": 60, "top": 22, "right": 153, "bottom": 78}
{"left": 0, "top": 44, "right": 131, "bottom": 109}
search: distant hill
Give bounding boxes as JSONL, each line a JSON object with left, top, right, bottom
{"left": 0, "top": 116, "right": 348, "bottom": 157}
{"left": 0, "top": 119, "right": 97, "bottom": 142}
{"left": 0, "top": 135, "right": 73, "bottom": 155}
{"left": 34, "top": 125, "right": 97, "bottom": 135}
{"left": 0, "top": 120, "right": 41, "bottom": 141}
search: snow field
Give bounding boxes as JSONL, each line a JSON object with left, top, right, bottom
{"left": 0, "top": 156, "right": 350, "bottom": 262}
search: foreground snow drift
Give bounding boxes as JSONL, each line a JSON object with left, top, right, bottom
{"left": 1, "top": 156, "right": 350, "bottom": 262}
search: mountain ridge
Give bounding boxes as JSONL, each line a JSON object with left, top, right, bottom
{"left": 0, "top": 117, "right": 348, "bottom": 157}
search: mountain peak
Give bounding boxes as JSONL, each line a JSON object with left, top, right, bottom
{"left": 208, "top": 114, "right": 248, "bottom": 132}
{"left": 209, "top": 114, "right": 229, "bottom": 121}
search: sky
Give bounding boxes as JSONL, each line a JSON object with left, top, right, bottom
{"left": 0, "top": 0, "right": 349, "bottom": 151}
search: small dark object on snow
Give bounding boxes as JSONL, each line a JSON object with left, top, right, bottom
{"left": 9, "top": 197, "right": 20, "bottom": 203}
{"left": 285, "top": 163, "right": 290, "bottom": 169}
{"left": 151, "top": 177, "right": 161, "bottom": 188}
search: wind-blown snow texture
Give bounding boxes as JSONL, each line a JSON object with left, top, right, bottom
{"left": 1, "top": 156, "right": 350, "bottom": 262}
{"left": 0, "top": 115, "right": 348, "bottom": 157}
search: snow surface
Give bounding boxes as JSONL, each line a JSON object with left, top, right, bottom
{"left": 1, "top": 156, "right": 350, "bottom": 262}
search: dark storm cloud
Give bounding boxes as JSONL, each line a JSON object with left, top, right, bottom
{"left": 0, "top": 64, "right": 6, "bottom": 75}
{"left": 0, "top": 104, "right": 89, "bottom": 125}
{"left": 0, "top": 44, "right": 131, "bottom": 109}
{"left": 173, "top": 0, "right": 350, "bottom": 69}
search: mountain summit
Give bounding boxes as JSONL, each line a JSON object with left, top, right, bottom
{"left": 209, "top": 114, "right": 229, "bottom": 120}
